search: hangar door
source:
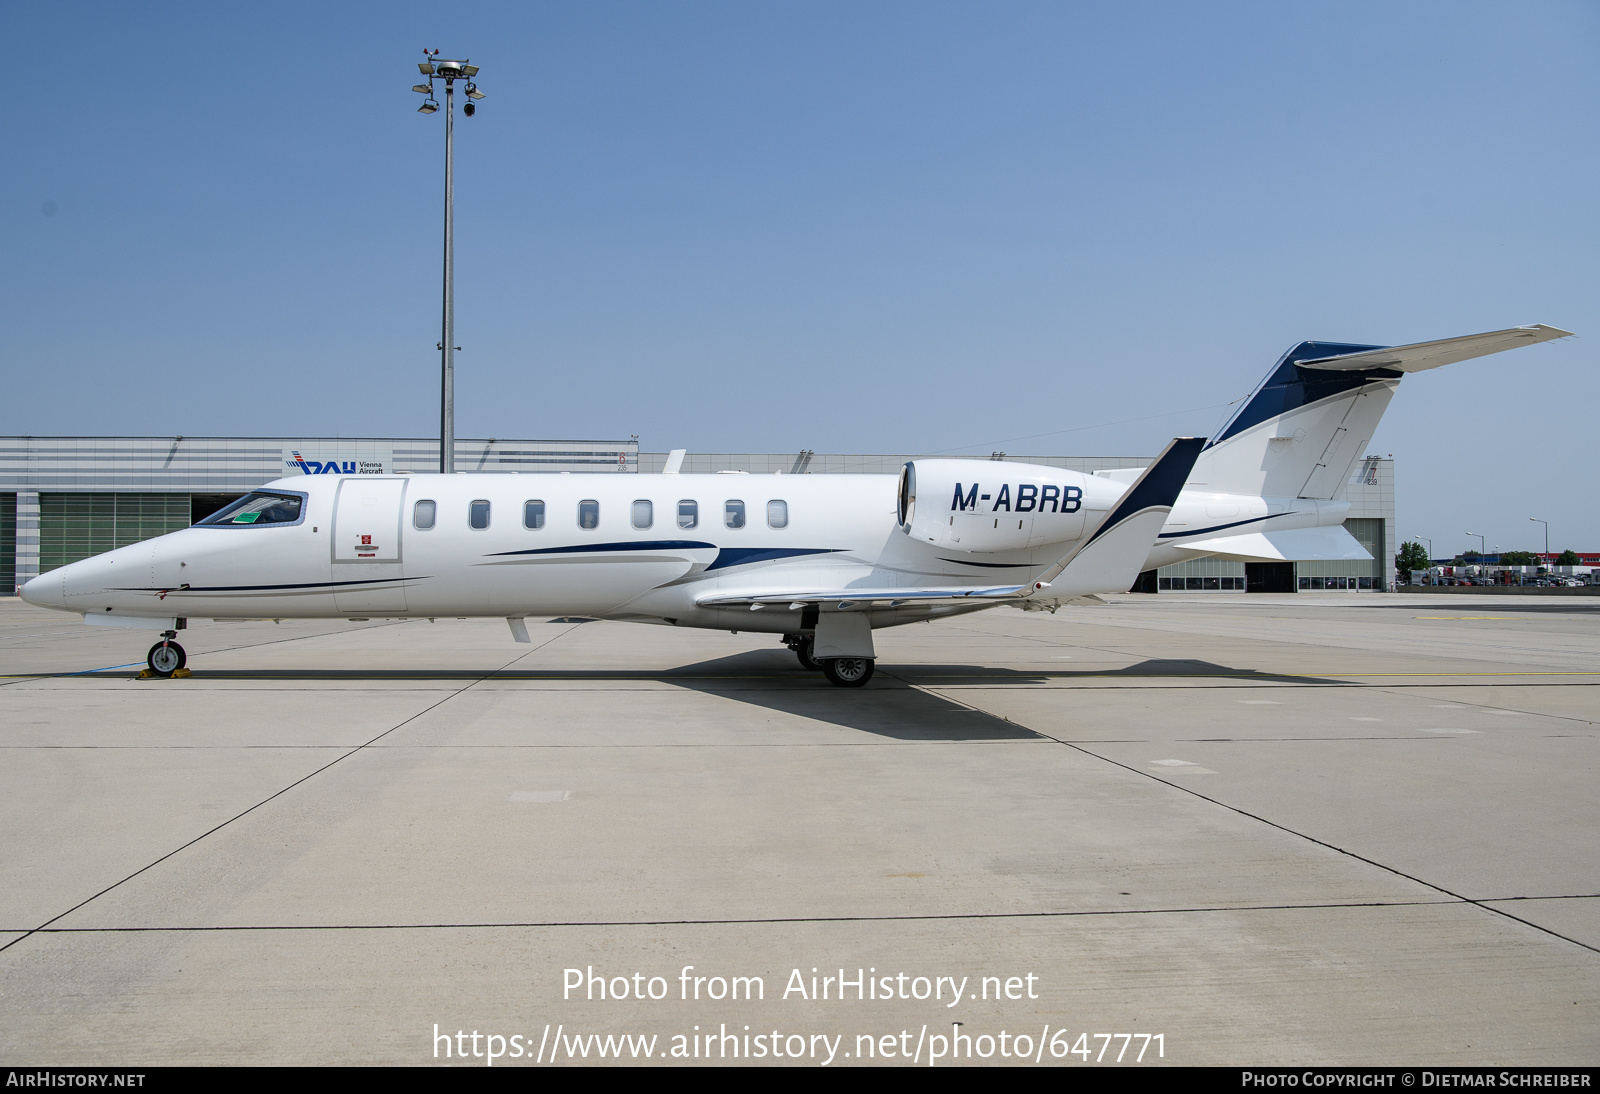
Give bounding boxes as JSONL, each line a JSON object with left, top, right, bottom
{"left": 331, "top": 477, "right": 408, "bottom": 613}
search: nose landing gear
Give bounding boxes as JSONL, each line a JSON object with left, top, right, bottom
{"left": 144, "top": 631, "right": 188, "bottom": 678}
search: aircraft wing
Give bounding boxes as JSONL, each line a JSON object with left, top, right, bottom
{"left": 697, "top": 585, "right": 1029, "bottom": 609}
{"left": 1294, "top": 324, "right": 1572, "bottom": 373}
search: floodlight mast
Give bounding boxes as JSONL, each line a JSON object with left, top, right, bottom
{"left": 413, "top": 50, "right": 485, "bottom": 473}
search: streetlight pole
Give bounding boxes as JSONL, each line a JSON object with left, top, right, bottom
{"left": 1530, "top": 517, "right": 1548, "bottom": 558}
{"left": 412, "top": 51, "right": 485, "bottom": 473}
{"left": 1413, "top": 535, "right": 1432, "bottom": 559}
{"left": 1466, "top": 532, "right": 1485, "bottom": 562}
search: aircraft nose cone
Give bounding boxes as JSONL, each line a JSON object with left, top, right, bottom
{"left": 19, "top": 570, "right": 67, "bottom": 610}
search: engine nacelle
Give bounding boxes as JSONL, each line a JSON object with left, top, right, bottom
{"left": 897, "top": 460, "right": 1098, "bottom": 553}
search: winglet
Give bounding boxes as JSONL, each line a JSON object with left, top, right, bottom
{"left": 662, "top": 449, "right": 686, "bottom": 475}
{"left": 1083, "top": 437, "right": 1206, "bottom": 550}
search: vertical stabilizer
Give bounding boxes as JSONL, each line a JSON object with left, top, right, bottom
{"left": 1188, "top": 325, "right": 1571, "bottom": 500}
{"left": 1188, "top": 342, "right": 1400, "bottom": 500}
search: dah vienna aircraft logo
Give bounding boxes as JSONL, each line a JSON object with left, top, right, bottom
{"left": 284, "top": 451, "right": 388, "bottom": 475}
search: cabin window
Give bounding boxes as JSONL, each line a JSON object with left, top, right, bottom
{"left": 413, "top": 500, "right": 436, "bottom": 530}
{"left": 524, "top": 500, "right": 545, "bottom": 529}
{"left": 631, "top": 499, "right": 653, "bottom": 529}
{"left": 724, "top": 500, "right": 746, "bottom": 529}
{"left": 198, "top": 492, "right": 303, "bottom": 526}
{"left": 469, "top": 500, "right": 491, "bottom": 530}
{"left": 677, "top": 500, "right": 698, "bottom": 529}
{"left": 578, "top": 499, "right": 599, "bottom": 529}
{"left": 766, "top": 500, "right": 788, "bottom": 528}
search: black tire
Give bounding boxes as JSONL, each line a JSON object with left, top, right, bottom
{"left": 795, "top": 636, "right": 822, "bottom": 671}
{"left": 147, "top": 641, "right": 186, "bottom": 677}
{"left": 822, "top": 657, "right": 874, "bottom": 688}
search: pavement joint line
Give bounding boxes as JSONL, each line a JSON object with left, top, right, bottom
{"left": 11, "top": 734, "right": 1596, "bottom": 752}
{"left": 0, "top": 622, "right": 582, "bottom": 957}
{"left": 5, "top": 897, "right": 1579, "bottom": 931}
{"left": 1360, "top": 685, "right": 1598, "bottom": 728}
{"left": 887, "top": 670, "right": 1600, "bottom": 958}
{"left": 0, "top": 896, "right": 1497, "bottom": 935}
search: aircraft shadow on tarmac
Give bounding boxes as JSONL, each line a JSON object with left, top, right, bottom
{"left": 87, "top": 649, "right": 1341, "bottom": 688}
{"left": 660, "top": 649, "right": 1041, "bottom": 741}
{"left": 80, "top": 651, "right": 1339, "bottom": 741}
{"left": 653, "top": 649, "right": 1346, "bottom": 741}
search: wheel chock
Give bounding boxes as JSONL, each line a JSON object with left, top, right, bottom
{"left": 137, "top": 669, "right": 156, "bottom": 679}
{"left": 172, "top": 668, "right": 192, "bottom": 678}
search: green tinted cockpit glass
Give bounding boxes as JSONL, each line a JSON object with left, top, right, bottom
{"left": 199, "top": 493, "right": 303, "bottom": 527}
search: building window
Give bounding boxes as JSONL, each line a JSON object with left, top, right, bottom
{"left": 631, "top": 499, "right": 653, "bottom": 529}
{"left": 469, "top": 500, "right": 490, "bottom": 530}
{"left": 677, "top": 500, "right": 698, "bottom": 530}
{"left": 1186, "top": 577, "right": 1202, "bottom": 590}
{"left": 1159, "top": 577, "right": 1174, "bottom": 590}
{"left": 413, "top": 500, "right": 436, "bottom": 530}
{"left": 578, "top": 500, "right": 599, "bottom": 529}
{"left": 524, "top": 500, "right": 545, "bottom": 529}
{"left": 725, "top": 500, "right": 746, "bottom": 529}
{"left": 766, "top": 500, "right": 788, "bottom": 528}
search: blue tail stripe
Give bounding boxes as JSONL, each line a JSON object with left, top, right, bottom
{"left": 1210, "top": 341, "right": 1399, "bottom": 447}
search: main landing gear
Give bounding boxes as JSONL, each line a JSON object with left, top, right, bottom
{"left": 146, "top": 631, "right": 187, "bottom": 677}
{"left": 783, "top": 634, "right": 875, "bottom": 687}
{"left": 785, "top": 633, "right": 823, "bottom": 671}
{"left": 821, "top": 656, "right": 874, "bottom": 688}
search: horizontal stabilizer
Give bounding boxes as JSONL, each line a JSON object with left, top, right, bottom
{"left": 1176, "top": 526, "right": 1373, "bottom": 563}
{"left": 1295, "top": 325, "right": 1572, "bottom": 373}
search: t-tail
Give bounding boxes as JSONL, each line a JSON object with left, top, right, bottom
{"left": 1187, "top": 325, "right": 1572, "bottom": 500}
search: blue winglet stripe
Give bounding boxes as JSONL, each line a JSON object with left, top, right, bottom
{"left": 1083, "top": 437, "right": 1206, "bottom": 549}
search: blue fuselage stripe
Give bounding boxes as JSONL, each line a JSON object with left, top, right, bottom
{"left": 489, "top": 540, "right": 716, "bottom": 557}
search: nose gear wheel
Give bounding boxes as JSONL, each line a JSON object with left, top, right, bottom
{"left": 146, "top": 640, "right": 187, "bottom": 677}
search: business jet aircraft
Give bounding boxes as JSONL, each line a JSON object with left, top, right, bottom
{"left": 20, "top": 324, "right": 1569, "bottom": 686}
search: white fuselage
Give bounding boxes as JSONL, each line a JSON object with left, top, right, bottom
{"left": 23, "top": 468, "right": 1349, "bottom": 634}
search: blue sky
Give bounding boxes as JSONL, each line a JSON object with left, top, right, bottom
{"left": 3, "top": 2, "right": 1596, "bottom": 554}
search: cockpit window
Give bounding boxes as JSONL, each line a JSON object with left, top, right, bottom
{"left": 198, "top": 492, "right": 304, "bottom": 527}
